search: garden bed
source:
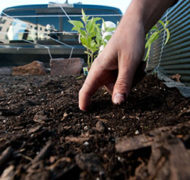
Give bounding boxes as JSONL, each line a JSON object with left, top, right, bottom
{"left": 0, "top": 74, "right": 190, "bottom": 179}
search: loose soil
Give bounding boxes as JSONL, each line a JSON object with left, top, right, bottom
{"left": 0, "top": 74, "right": 189, "bottom": 180}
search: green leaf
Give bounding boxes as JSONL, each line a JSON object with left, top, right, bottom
{"left": 145, "top": 31, "right": 159, "bottom": 49}
{"left": 90, "top": 41, "right": 98, "bottom": 53}
{"left": 95, "top": 33, "right": 103, "bottom": 46}
{"left": 165, "top": 28, "right": 170, "bottom": 45}
{"left": 79, "top": 29, "right": 86, "bottom": 37}
{"left": 80, "top": 37, "right": 88, "bottom": 47}
{"left": 81, "top": 9, "right": 88, "bottom": 23}
{"left": 86, "top": 36, "right": 92, "bottom": 49}
{"left": 93, "top": 17, "right": 102, "bottom": 23}
{"left": 105, "top": 27, "right": 116, "bottom": 32}
{"left": 69, "top": 20, "right": 84, "bottom": 29}
{"left": 150, "top": 25, "right": 159, "bottom": 32}
{"left": 146, "top": 33, "right": 149, "bottom": 40}
{"left": 86, "top": 18, "right": 95, "bottom": 34}
{"left": 104, "top": 34, "right": 112, "bottom": 41}
{"left": 166, "top": 20, "right": 170, "bottom": 26}
{"left": 71, "top": 26, "right": 79, "bottom": 32}
{"left": 145, "top": 46, "right": 151, "bottom": 61}
{"left": 159, "top": 20, "right": 165, "bottom": 28}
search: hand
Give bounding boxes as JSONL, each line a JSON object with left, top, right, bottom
{"left": 79, "top": 16, "right": 145, "bottom": 111}
{"left": 79, "top": 0, "right": 173, "bottom": 111}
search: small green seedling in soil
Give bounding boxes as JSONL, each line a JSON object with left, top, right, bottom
{"left": 69, "top": 10, "right": 116, "bottom": 68}
{"left": 69, "top": 9, "right": 102, "bottom": 68}
{"left": 145, "top": 20, "right": 170, "bottom": 61}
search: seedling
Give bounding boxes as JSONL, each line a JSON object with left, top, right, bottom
{"left": 69, "top": 10, "right": 116, "bottom": 68}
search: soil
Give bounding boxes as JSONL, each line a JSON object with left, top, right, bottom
{"left": 0, "top": 74, "right": 189, "bottom": 180}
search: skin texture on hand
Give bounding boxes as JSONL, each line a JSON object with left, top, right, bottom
{"left": 79, "top": 0, "right": 175, "bottom": 111}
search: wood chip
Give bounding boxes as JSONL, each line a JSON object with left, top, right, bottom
{"left": 28, "top": 125, "right": 42, "bottom": 134}
{"left": 116, "top": 120, "right": 190, "bottom": 153}
{"left": 166, "top": 136, "right": 190, "bottom": 179}
{"left": 32, "top": 141, "right": 52, "bottom": 163}
{"left": 47, "top": 157, "right": 72, "bottom": 170}
{"left": 0, "top": 147, "right": 13, "bottom": 167}
{"left": 0, "top": 165, "right": 15, "bottom": 180}
{"left": 147, "top": 134, "right": 190, "bottom": 180}
{"left": 65, "top": 136, "right": 89, "bottom": 144}
{"left": 116, "top": 134, "right": 153, "bottom": 153}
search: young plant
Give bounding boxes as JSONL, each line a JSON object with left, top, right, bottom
{"left": 69, "top": 10, "right": 102, "bottom": 68}
{"left": 69, "top": 10, "right": 116, "bottom": 68}
{"left": 145, "top": 20, "right": 170, "bottom": 61}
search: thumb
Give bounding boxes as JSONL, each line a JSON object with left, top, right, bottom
{"left": 112, "top": 57, "right": 139, "bottom": 105}
{"left": 112, "top": 71, "right": 132, "bottom": 105}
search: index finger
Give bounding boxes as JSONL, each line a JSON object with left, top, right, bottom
{"left": 79, "top": 62, "right": 104, "bottom": 111}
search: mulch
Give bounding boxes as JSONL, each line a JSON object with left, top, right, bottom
{"left": 0, "top": 74, "right": 189, "bottom": 180}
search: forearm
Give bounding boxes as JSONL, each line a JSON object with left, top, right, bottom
{"left": 121, "top": 0, "right": 175, "bottom": 34}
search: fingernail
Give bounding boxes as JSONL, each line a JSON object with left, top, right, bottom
{"left": 113, "top": 93, "right": 125, "bottom": 105}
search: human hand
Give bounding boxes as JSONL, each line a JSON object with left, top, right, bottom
{"left": 79, "top": 16, "right": 146, "bottom": 111}
{"left": 78, "top": 0, "right": 175, "bottom": 111}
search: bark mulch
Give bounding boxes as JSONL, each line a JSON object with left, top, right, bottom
{"left": 0, "top": 74, "right": 189, "bottom": 180}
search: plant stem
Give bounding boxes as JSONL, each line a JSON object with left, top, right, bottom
{"left": 87, "top": 51, "right": 90, "bottom": 68}
{"left": 90, "top": 53, "right": 94, "bottom": 67}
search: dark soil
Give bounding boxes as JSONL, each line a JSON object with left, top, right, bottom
{"left": 0, "top": 74, "right": 189, "bottom": 180}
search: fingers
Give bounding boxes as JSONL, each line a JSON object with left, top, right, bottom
{"left": 112, "top": 54, "right": 140, "bottom": 105}
{"left": 78, "top": 24, "right": 145, "bottom": 110}
{"left": 79, "top": 72, "right": 100, "bottom": 111}
{"left": 79, "top": 56, "right": 143, "bottom": 110}
{"left": 79, "top": 48, "right": 118, "bottom": 111}
{"left": 79, "top": 61, "right": 105, "bottom": 111}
